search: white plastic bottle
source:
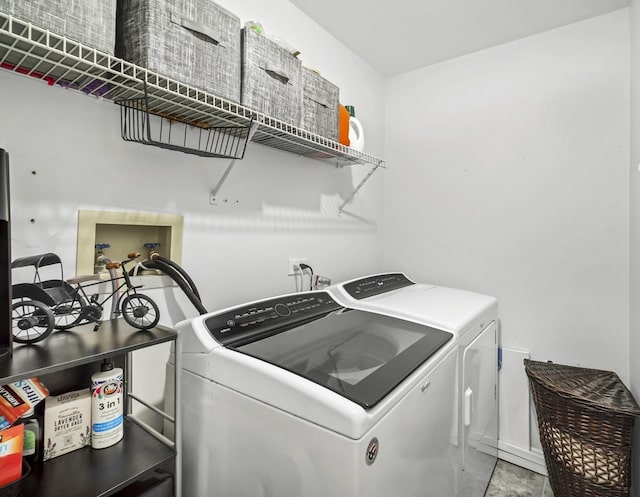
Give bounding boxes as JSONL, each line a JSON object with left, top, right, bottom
{"left": 91, "top": 359, "right": 124, "bottom": 449}
{"left": 345, "top": 105, "right": 365, "bottom": 151}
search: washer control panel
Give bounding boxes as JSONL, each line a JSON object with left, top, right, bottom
{"left": 205, "top": 291, "right": 342, "bottom": 346}
{"left": 342, "top": 273, "right": 415, "bottom": 300}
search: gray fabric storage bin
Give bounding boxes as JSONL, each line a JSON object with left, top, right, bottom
{"left": 116, "top": 0, "right": 241, "bottom": 102}
{"left": 301, "top": 68, "right": 339, "bottom": 141}
{"left": 0, "top": 0, "right": 116, "bottom": 54}
{"left": 241, "top": 27, "right": 302, "bottom": 126}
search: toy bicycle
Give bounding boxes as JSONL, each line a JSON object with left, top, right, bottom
{"left": 11, "top": 252, "right": 160, "bottom": 344}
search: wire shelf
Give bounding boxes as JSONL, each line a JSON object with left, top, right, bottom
{"left": 0, "top": 12, "right": 385, "bottom": 169}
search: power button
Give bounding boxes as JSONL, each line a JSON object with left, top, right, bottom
{"left": 274, "top": 304, "right": 291, "bottom": 317}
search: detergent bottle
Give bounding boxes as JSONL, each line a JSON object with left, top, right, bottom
{"left": 91, "top": 358, "right": 124, "bottom": 449}
{"left": 345, "top": 105, "right": 365, "bottom": 151}
{"left": 338, "top": 104, "right": 351, "bottom": 147}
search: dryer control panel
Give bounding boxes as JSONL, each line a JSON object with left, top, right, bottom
{"left": 342, "top": 273, "right": 415, "bottom": 300}
{"left": 205, "top": 291, "right": 342, "bottom": 347}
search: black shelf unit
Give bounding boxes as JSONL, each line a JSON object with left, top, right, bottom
{"left": 23, "top": 421, "right": 174, "bottom": 497}
{"left": 0, "top": 149, "right": 11, "bottom": 364}
{"left": 0, "top": 319, "right": 180, "bottom": 497}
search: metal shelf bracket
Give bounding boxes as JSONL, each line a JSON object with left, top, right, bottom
{"left": 338, "top": 161, "right": 386, "bottom": 214}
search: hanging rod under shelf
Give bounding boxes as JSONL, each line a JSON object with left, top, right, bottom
{"left": 0, "top": 11, "right": 385, "bottom": 170}
{"left": 116, "top": 83, "right": 257, "bottom": 159}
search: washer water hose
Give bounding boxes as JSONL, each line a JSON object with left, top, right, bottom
{"left": 151, "top": 253, "right": 202, "bottom": 302}
{"left": 137, "top": 254, "right": 207, "bottom": 315}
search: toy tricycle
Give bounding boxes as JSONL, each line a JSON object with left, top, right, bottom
{"left": 11, "top": 252, "right": 160, "bottom": 344}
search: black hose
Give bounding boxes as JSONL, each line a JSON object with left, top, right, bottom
{"left": 141, "top": 259, "right": 208, "bottom": 315}
{"left": 151, "top": 254, "right": 202, "bottom": 301}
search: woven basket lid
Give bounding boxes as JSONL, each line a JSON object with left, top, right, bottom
{"left": 524, "top": 359, "right": 640, "bottom": 416}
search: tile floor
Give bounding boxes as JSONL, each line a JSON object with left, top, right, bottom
{"left": 485, "top": 460, "right": 553, "bottom": 497}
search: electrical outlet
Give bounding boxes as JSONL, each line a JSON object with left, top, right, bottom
{"left": 288, "top": 258, "right": 307, "bottom": 276}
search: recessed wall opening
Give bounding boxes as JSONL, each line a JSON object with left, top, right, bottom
{"left": 76, "top": 210, "right": 183, "bottom": 276}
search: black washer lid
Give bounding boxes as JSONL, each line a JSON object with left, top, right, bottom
{"left": 342, "top": 273, "right": 415, "bottom": 300}
{"left": 235, "top": 308, "right": 453, "bottom": 409}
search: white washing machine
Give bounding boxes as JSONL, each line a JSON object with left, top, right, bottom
{"left": 176, "top": 290, "right": 459, "bottom": 497}
{"left": 327, "top": 273, "right": 499, "bottom": 497}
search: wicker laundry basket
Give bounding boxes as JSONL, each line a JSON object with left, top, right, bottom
{"left": 524, "top": 359, "right": 640, "bottom": 497}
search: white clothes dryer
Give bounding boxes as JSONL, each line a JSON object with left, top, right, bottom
{"left": 327, "top": 273, "right": 499, "bottom": 497}
{"left": 176, "top": 290, "right": 459, "bottom": 497}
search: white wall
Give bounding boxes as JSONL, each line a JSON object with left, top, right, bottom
{"left": 1, "top": 0, "right": 386, "bottom": 428}
{"left": 2, "top": 0, "right": 386, "bottom": 320}
{"left": 629, "top": 1, "right": 640, "bottom": 495}
{"left": 383, "top": 8, "right": 630, "bottom": 465}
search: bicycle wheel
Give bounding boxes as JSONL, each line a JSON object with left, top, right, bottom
{"left": 53, "top": 293, "right": 88, "bottom": 330}
{"left": 12, "top": 300, "right": 55, "bottom": 344}
{"left": 121, "top": 293, "right": 160, "bottom": 330}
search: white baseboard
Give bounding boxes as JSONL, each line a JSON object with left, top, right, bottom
{"left": 498, "top": 441, "right": 547, "bottom": 476}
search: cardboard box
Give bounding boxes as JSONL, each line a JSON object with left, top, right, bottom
{"left": 0, "top": 385, "right": 30, "bottom": 428}
{"left": 0, "top": 424, "right": 24, "bottom": 487}
{"left": 43, "top": 389, "right": 91, "bottom": 461}
{"left": 10, "top": 377, "right": 49, "bottom": 408}
{"left": 0, "top": 377, "right": 50, "bottom": 428}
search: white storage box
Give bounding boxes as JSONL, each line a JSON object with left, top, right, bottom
{"left": 0, "top": 0, "right": 117, "bottom": 54}
{"left": 241, "top": 27, "right": 302, "bottom": 126}
{"left": 116, "top": 0, "right": 241, "bottom": 102}
{"left": 43, "top": 388, "right": 91, "bottom": 461}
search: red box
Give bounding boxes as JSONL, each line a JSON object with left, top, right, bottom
{"left": 0, "top": 424, "right": 24, "bottom": 487}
